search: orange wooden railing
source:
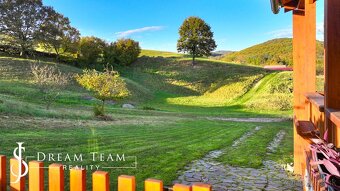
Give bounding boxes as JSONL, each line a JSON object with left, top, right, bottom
{"left": 0, "top": 156, "right": 212, "bottom": 191}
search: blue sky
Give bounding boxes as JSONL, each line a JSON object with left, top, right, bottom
{"left": 43, "top": 0, "right": 324, "bottom": 52}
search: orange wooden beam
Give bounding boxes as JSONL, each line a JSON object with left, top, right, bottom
{"left": 173, "top": 184, "right": 191, "bottom": 191}
{"left": 144, "top": 179, "right": 163, "bottom": 191}
{"left": 0, "top": 156, "right": 6, "bottom": 191}
{"left": 192, "top": 183, "right": 211, "bottom": 191}
{"left": 118, "top": 175, "right": 135, "bottom": 191}
{"left": 92, "top": 171, "right": 109, "bottom": 191}
{"left": 29, "top": 161, "right": 44, "bottom": 191}
{"left": 49, "top": 164, "right": 64, "bottom": 191}
{"left": 10, "top": 158, "right": 26, "bottom": 191}
{"left": 70, "top": 168, "right": 86, "bottom": 191}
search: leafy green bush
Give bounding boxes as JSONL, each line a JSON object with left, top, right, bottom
{"left": 105, "top": 39, "right": 141, "bottom": 66}
{"left": 269, "top": 72, "right": 293, "bottom": 93}
{"left": 78, "top": 36, "right": 106, "bottom": 67}
{"left": 93, "top": 104, "right": 105, "bottom": 116}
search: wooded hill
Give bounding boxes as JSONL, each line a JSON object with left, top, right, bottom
{"left": 221, "top": 38, "right": 324, "bottom": 74}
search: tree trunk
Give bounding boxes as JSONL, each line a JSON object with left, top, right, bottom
{"left": 192, "top": 55, "right": 196, "bottom": 66}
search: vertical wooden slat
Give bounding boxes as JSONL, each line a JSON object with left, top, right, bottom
{"left": 10, "top": 158, "right": 25, "bottom": 191}
{"left": 29, "top": 161, "right": 44, "bottom": 191}
{"left": 92, "top": 171, "right": 109, "bottom": 191}
{"left": 49, "top": 164, "right": 64, "bottom": 191}
{"left": 325, "top": 0, "right": 340, "bottom": 147}
{"left": 0, "top": 156, "right": 6, "bottom": 191}
{"left": 173, "top": 184, "right": 191, "bottom": 191}
{"left": 144, "top": 179, "right": 162, "bottom": 191}
{"left": 118, "top": 175, "right": 135, "bottom": 191}
{"left": 292, "top": 0, "right": 316, "bottom": 175}
{"left": 70, "top": 168, "right": 86, "bottom": 191}
{"left": 192, "top": 183, "right": 211, "bottom": 191}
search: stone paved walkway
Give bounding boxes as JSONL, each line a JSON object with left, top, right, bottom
{"left": 173, "top": 128, "right": 303, "bottom": 191}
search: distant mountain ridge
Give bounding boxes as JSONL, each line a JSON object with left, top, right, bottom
{"left": 220, "top": 38, "right": 324, "bottom": 73}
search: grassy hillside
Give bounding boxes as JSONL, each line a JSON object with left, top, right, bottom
{"left": 221, "top": 38, "right": 324, "bottom": 74}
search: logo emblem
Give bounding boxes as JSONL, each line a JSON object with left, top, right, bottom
{"left": 10, "top": 142, "right": 28, "bottom": 183}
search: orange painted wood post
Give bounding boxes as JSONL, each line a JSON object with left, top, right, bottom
{"left": 0, "top": 156, "right": 6, "bottom": 191}
{"left": 92, "top": 171, "right": 109, "bottom": 191}
{"left": 29, "top": 161, "right": 44, "bottom": 191}
{"left": 70, "top": 168, "right": 86, "bottom": 191}
{"left": 49, "top": 164, "right": 64, "bottom": 191}
{"left": 292, "top": 0, "right": 316, "bottom": 175}
{"left": 192, "top": 183, "right": 211, "bottom": 191}
{"left": 10, "top": 158, "right": 26, "bottom": 191}
{"left": 144, "top": 179, "right": 163, "bottom": 191}
{"left": 173, "top": 184, "right": 191, "bottom": 191}
{"left": 118, "top": 175, "right": 135, "bottom": 191}
{"left": 325, "top": 0, "right": 340, "bottom": 146}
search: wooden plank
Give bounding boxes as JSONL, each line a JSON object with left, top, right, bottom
{"left": 49, "top": 164, "right": 64, "bottom": 191}
{"left": 144, "top": 179, "right": 163, "bottom": 191}
{"left": 92, "top": 171, "right": 109, "bottom": 191}
{"left": 325, "top": 0, "right": 340, "bottom": 147}
{"left": 0, "top": 156, "right": 6, "bottom": 191}
{"left": 118, "top": 175, "right": 135, "bottom": 191}
{"left": 305, "top": 93, "right": 325, "bottom": 112}
{"left": 192, "top": 183, "right": 211, "bottom": 191}
{"left": 70, "top": 168, "right": 86, "bottom": 191}
{"left": 29, "top": 161, "right": 44, "bottom": 191}
{"left": 10, "top": 158, "right": 26, "bottom": 191}
{"left": 173, "top": 184, "right": 191, "bottom": 191}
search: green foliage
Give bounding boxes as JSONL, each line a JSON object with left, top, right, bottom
{"left": 0, "top": 0, "right": 46, "bottom": 56}
{"left": 93, "top": 104, "right": 105, "bottom": 116}
{"left": 177, "top": 17, "right": 217, "bottom": 65}
{"left": 78, "top": 36, "right": 107, "bottom": 66}
{"left": 105, "top": 39, "right": 141, "bottom": 66}
{"left": 38, "top": 7, "right": 80, "bottom": 59}
{"left": 76, "top": 68, "right": 130, "bottom": 102}
{"left": 221, "top": 38, "right": 324, "bottom": 74}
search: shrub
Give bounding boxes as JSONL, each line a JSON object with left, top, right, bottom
{"left": 75, "top": 68, "right": 130, "bottom": 117}
{"left": 105, "top": 39, "right": 141, "bottom": 66}
{"left": 142, "top": 106, "right": 156, "bottom": 110}
{"left": 78, "top": 36, "right": 107, "bottom": 67}
{"left": 30, "top": 63, "right": 70, "bottom": 109}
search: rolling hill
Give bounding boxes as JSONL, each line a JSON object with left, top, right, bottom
{"left": 221, "top": 38, "right": 324, "bottom": 74}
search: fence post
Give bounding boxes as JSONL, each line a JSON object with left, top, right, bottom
{"left": 118, "top": 175, "right": 135, "bottom": 191}
{"left": 10, "top": 158, "right": 26, "bottom": 191}
{"left": 70, "top": 168, "right": 86, "bottom": 191}
{"left": 49, "top": 164, "right": 64, "bottom": 191}
{"left": 144, "top": 179, "right": 163, "bottom": 191}
{"left": 192, "top": 183, "right": 211, "bottom": 191}
{"left": 0, "top": 156, "right": 6, "bottom": 191}
{"left": 92, "top": 171, "right": 109, "bottom": 191}
{"left": 173, "top": 184, "right": 191, "bottom": 191}
{"left": 29, "top": 161, "right": 44, "bottom": 191}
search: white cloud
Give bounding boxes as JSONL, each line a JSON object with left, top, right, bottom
{"left": 267, "top": 22, "right": 324, "bottom": 41}
{"left": 115, "top": 26, "right": 165, "bottom": 38}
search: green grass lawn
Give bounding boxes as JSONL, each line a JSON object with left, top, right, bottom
{"left": 0, "top": 53, "right": 295, "bottom": 190}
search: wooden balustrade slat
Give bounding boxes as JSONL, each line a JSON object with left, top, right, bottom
{"left": 173, "top": 184, "right": 191, "bottom": 191}
{"left": 192, "top": 183, "right": 211, "bottom": 191}
{"left": 0, "top": 156, "right": 6, "bottom": 191}
{"left": 29, "top": 161, "right": 44, "bottom": 191}
{"left": 10, "top": 158, "right": 25, "bottom": 191}
{"left": 49, "top": 164, "right": 64, "bottom": 191}
{"left": 92, "top": 171, "right": 109, "bottom": 191}
{"left": 118, "top": 175, "right": 135, "bottom": 191}
{"left": 70, "top": 168, "right": 86, "bottom": 191}
{"left": 144, "top": 179, "right": 163, "bottom": 191}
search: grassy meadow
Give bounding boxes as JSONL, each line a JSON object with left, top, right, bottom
{"left": 0, "top": 51, "right": 296, "bottom": 190}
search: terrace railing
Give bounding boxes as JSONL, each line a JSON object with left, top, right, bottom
{"left": 0, "top": 156, "right": 211, "bottom": 191}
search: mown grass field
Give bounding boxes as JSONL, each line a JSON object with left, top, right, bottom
{"left": 0, "top": 52, "right": 295, "bottom": 190}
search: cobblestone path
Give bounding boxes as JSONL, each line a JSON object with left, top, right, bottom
{"left": 173, "top": 128, "right": 303, "bottom": 191}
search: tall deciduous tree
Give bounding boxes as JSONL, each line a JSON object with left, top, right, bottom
{"left": 0, "top": 0, "right": 46, "bottom": 56}
{"left": 177, "top": 16, "right": 217, "bottom": 66}
{"left": 38, "top": 7, "right": 80, "bottom": 61}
